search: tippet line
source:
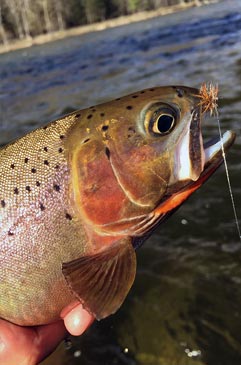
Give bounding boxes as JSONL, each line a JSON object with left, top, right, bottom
{"left": 215, "top": 106, "right": 241, "bottom": 241}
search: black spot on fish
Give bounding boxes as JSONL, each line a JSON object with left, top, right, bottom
{"left": 176, "top": 88, "right": 184, "bottom": 98}
{"left": 65, "top": 213, "right": 72, "bottom": 220}
{"left": 126, "top": 105, "right": 133, "bottom": 110}
{"left": 14, "top": 188, "right": 19, "bottom": 195}
{"left": 44, "top": 147, "right": 48, "bottom": 152}
{"left": 105, "top": 147, "right": 110, "bottom": 159}
{"left": 31, "top": 168, "right": 36, "bottom": 173}
{"left": 36, "top": 181, "right": 41, "bottom": 187}
{"left": 1, "top": 200, "right": 6, "bottom": 208}
{"left": 149, "top": 88, "right": 155, "bottom": 91}
{"left": 127, "top": 127, "right": 136, "bottom": 138}
{"left": 60, "top": 135, "right": 65, "bottom": 140}
{"left": 91, "top": 108, "right": 96, "bottom": 113}
{"left": 132, "top": 95, "right": 138, "bottom": 98}
{"left": 43, "top": 126, "right": 48, "bottom": 130}
{"left": 100, "top": 112, "right": 105, "bottom": 117}
{"left": 140, "top": 91, "right": 145, "bottom": 94}
{"left": 58, "top": 148, "right": 63, "bottom": 153}
{"left": 44, "top": 160, "right": 49, "bottom": 166}
{"left": 24, "top": 158, "right": 29, "bottom": 163}
{"left": 87, "top": 114, "right": 93, "bottom": 120}
{"left": 10, "top": 163, "right": 15, "bottom": 169}
{"left": 102, "top": 125, "right": 109, "bottom": 131}
{"left": 8, "top": 230, "right": 14, "bottom": 236}
{"left": 83, "top": 138, "right": 90, "bottom": 144}
{"left": 55, "top": 164, "right": 60, "bottom": 170}
{"left": 40, "top": 203, "right": 45, "bottom": 211}
{"left": 53, "top": 184, "right": 60, "bottom": 192}
{"left": 26, "top": 186, "right": 31, "bottom": 192}
{"left": 75, "top": 114, "right": 81, "bottom": 118}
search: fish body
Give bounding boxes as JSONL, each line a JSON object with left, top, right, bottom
{"left": 0, "top": 86, "right": 235, "bottom": 325}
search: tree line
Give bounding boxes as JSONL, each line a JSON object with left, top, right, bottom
{"left": 0, "top": 0, "right": 207, "bottom": 45}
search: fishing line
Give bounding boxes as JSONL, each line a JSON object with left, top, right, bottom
{"left": 215, "top": 106, "right": 241, "bottom": 241}
{"left": 197, "top": 83, "right": 240, "bottom": 240}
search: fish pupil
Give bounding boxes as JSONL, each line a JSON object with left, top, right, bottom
{"left": 156, "top": 114, "right": 174, "bottom": 134}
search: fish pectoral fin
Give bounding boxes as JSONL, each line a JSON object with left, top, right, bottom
{"left": 62, "top": 237, "right": 136, "bottom": 320}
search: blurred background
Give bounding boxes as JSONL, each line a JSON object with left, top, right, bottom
{"left": 0, "top": 0, "right": 216, "bottom": 47}
{"left": 0, "top": 0, "right": 241, "bottom": 364}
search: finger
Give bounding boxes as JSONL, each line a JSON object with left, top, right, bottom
{"left": 0, "top": 319, "right": 34, "bottom": 365}
{"left": 34, "top": 320, "right": 67, "bottom": 363}
{"left": 61, "top": 303, "right": 94, "bottom": 336}
{"left": 0, "top": 319, "right": 66, "bottom": 365}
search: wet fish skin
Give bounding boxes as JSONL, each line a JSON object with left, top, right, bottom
{"left": 0, "top": 86, "right": 235, "bottom": 325}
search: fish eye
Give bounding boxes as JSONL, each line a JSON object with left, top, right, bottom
{"left": 153, "top": 114, "right": 175, "bottom": 134}
{"left": 143, "top": 104, "right": 178, "bottom": 137}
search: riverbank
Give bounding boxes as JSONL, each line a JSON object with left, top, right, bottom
{"left": 0, "top": 1, "right": 216, "bottom": 55}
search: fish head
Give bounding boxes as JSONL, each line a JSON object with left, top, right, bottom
{"left": 104, "top": 86, "right": 206, "bottom": 205}
{"left": 68, "top": 86, "right": 235, "bottom": 238}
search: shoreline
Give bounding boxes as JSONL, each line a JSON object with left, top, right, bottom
{"left": 0, "top": 2, "right": 214, "bottom": 55}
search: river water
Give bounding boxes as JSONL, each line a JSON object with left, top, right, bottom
{"left": 1, "top": 1, "right": 241, "bottom": 364}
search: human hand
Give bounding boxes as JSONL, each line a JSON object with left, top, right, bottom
{"left": 0, "top": 302, "right": 94, "bottom": 365}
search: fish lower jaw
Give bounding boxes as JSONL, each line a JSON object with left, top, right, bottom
{"left": 172, "top": 130, "right": 235, "bottom": 186}
{"left": 204, "top": 130, "right": 235, "bottom": 164}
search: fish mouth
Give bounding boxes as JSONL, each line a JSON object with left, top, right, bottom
{"left": 155, "top": 129, "right": 236, "bottom": 218}
{"left": 188, "top": 129, "right": 235, "bottom": 188}
{"left": 133, "top": 130, "right": 235, "bottom": 249}
{"left": 173, "top": 102, "right": 236, "bottom": 187}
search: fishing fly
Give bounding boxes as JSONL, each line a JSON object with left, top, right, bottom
{"left": 198, "top": 83, "right": 219, "bottom": 116}
{"left": 197, "top": 83, "right": 241, "bottom": 241}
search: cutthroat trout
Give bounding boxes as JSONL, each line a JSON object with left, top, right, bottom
{"left": 0, "top": 86, "right": 235, "bottom": 326}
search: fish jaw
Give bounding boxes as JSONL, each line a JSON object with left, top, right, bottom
{"left": 132, "top": 129, "right": 235, "bottom": 249}
{"left": 172, "top": 107, "right": 205, "bottom": 183}
{"left": 154, "top": 129, "right": 236, "bottom": 217}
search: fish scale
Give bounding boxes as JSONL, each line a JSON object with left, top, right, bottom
{"left": 0, "top": 116, "right": 87, "bottom": 324}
